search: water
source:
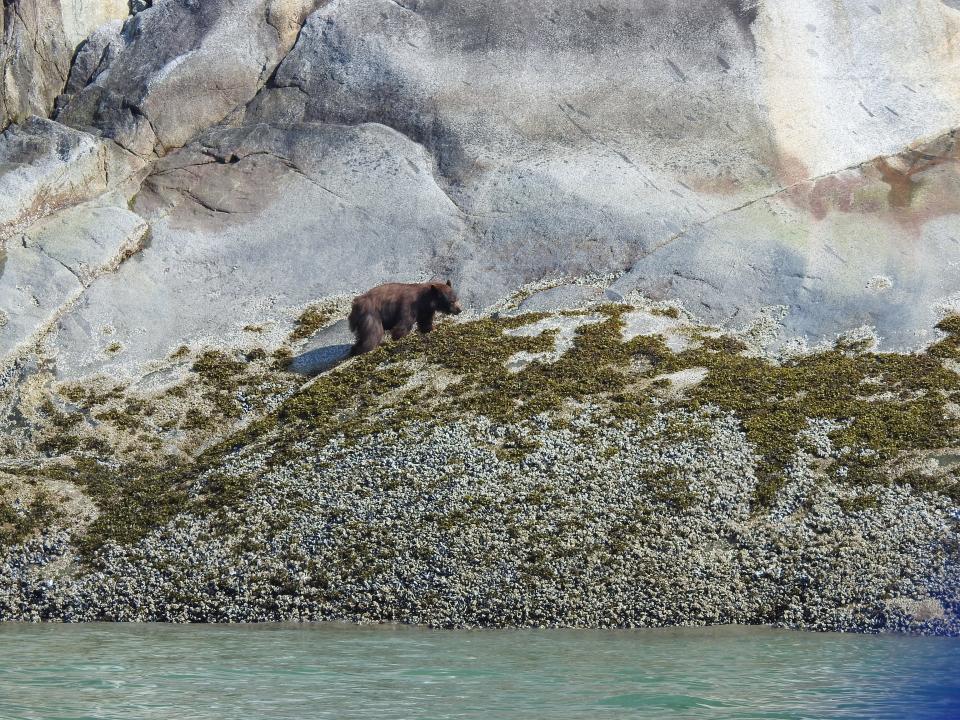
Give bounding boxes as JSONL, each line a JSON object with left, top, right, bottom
{"left": 0, "top": 624, "right": 957, "bottom": 719}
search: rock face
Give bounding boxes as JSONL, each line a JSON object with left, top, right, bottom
{"left": 0, "top": 118, "right": 144, "bottom": 243}
{"left": 244, "top": 0, "right": 777, "bottom": 298}
{"left": 0, "top": 0, "right": 958, "bottom": 369}
{"left": 0, "top": 204, "right": 148, "bottom": 367}
{"left": 1, "top": 0, "right": 960, "bottom": 631}
{"left": 0, "top": 0, "right": 957, "bottom": 381}
{"left": 57, "top": 0, "right": 323, "bottom": 156}
{"left": 52, "top": 121, "right": 464, "bottom": 379}
{"left": 0, "top": 116, "right": 146, "bottom": 368}
{"left": 247, "top": 0, "right": 960, "bottom": 350}
{"left": 58, "top": 0, "right": 129, "bottom": 50}
{"left": 612, "top": 132, "right": 960, "bottom": 351}
{"left": 753, "top": 1, "right": 960, "bottom": 178}
{"left": 0, "top": 0, "right": 130, "bottom": 132}
{"left": 0, "top": 0, "right": 72, "bottom": 131}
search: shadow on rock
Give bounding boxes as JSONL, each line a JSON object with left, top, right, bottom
{"left": 288, "top": 318, "right": 353, "bottom": 376}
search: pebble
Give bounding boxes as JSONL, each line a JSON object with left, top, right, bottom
{"left": 0, "top": 406, "right": 957, "bottom": 634}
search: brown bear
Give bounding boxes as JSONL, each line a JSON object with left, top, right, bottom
{"left": 348, "top": 280, "right": 463, "bottom": 356}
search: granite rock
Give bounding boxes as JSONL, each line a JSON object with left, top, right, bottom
{"left": 0, "top": 0, "right": 72, "bottom": 131}
{"left": 57, "top": 0, "right": 323, "bottom": 156}
{"left": 0, "top": 117, "right": 145, "bottom": 245}
{"left": 0, "top": 0, "right": 959, "bottom": 440}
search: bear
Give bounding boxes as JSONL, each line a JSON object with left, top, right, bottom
{"left": 348, "top": 280, "right": 463, "bottom": 356}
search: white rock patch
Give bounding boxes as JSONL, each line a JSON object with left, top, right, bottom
{"left": 621, "top": 309, "right": 693, "bottom": 352}
{"left": 866, "top": 275, "right": 893, "bottom": 293}
{"left": 503, "top": 314, "right": 603, "bottom": 372}
{"left": 654, "top": 367, "right": 708, "bottom": 395}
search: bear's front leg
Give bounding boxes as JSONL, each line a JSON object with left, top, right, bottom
{"left": 416, "top": 309, "right": 435, "bottom": 334}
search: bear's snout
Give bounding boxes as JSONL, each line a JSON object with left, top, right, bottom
{"left": 451, "top": 302, "right": 463, "bottom": 314}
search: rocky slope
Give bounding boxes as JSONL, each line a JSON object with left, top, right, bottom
{"left": 2, "top": 295, "right": 959, "bottom": 631}
{"left": 1, "top": 0, "right": 960, "bottom": 630}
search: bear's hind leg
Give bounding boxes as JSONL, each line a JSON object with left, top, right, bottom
{"left": 350, "top": 313, "right": 385, "bottom": 356}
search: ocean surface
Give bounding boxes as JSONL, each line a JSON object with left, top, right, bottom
{"left": 0, "top": 623, "right": 957, "bottom": 719}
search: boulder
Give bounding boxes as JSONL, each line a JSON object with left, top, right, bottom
{"left": 57, "top": 0, "right": 323, "bottom": 156}
{"left": 55, "top": 20, "right": 127, "bottom": 114}
{"left": 0, "top": 117, "right": 145, "bottom": 244}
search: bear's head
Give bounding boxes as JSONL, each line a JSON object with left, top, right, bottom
{"left": 432, "top": 280, "right": 462, "bottom": 315}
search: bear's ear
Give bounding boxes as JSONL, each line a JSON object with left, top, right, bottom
{"left": 446, "top": 279, "right": 452, "bottom": 287}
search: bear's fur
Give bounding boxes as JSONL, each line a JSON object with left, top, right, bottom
{"left": 348, "top": 280, "right": 463, "bottom": 356}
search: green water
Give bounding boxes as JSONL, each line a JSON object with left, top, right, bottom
{"left": 0, "top": 624, "right": 956, "bottom": 719}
